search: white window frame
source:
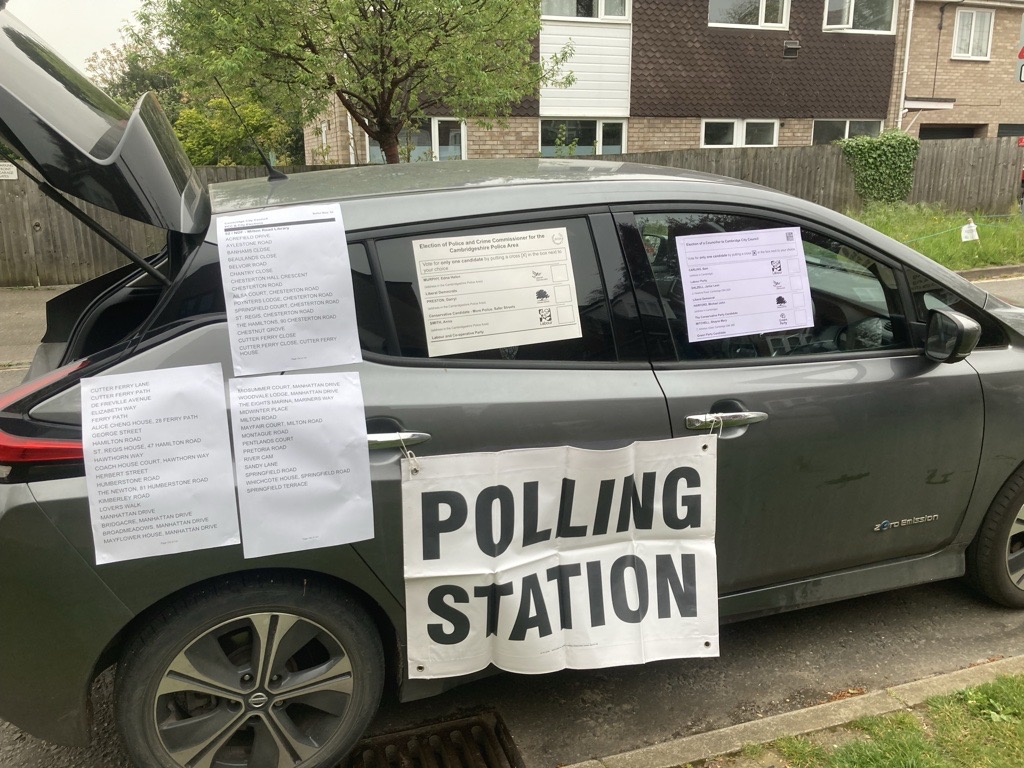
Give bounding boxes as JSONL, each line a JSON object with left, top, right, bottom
{"left": 541, "top": 0, "right": 630, "bottom": 21}
{"left": 951, "top": 8, "right": 994, "bottom": 60}
{"left": 366, "top": 118, "right": 467, "bottom": 163}
{"left": 700, "top": 119, "right": 779, "bottom": 148}
{"left": 811, "top": 119, "right": 884, "bottom": 143}
{"left": 538, "top": 118, "right": 627, "bottom": 156}
{"left": 822, "top": 0, "right": 897, "bottom": 35}
{"left": 708, "top": 0, "right": 790, "bottom": 29}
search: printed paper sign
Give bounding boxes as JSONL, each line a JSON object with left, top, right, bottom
{"left": 402, "top": 437, "right": 718, "bottom": 678}
{"left": 218, "top": 203, "right": 361, "bottom": 376}
{"left": 0, "top": 162, "right": 16, "bottom": 180}
{"left": 82, "top": 364, "right": 239, "bottom": 565}
{"left": 961, "top": 221, "right": 979, "bottom": 242}
{"left": 229, "top": 373, "right": 374, "bottom": 559}
{"left": 677, "top": 227, "right": 813, "bottom": 342}
{"left": 412, "top": 227, "right": 582, "bottom": 357}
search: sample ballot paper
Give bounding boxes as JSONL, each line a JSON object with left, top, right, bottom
{"left": 82, "top": 364, "right": 240, "bottom": 565}
{"left": 411, "top": 227, "right": 582, "bottom": 357}
{"left": 217, "top": 203, "right": 361, "bottom": 375}
{"left": 676, "top": 227, "right": 813, "bottom": 342}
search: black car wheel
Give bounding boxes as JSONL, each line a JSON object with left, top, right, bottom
{"left": 115, "top": 574, "right": 383, "bottom": 768}
{"left": 968, "top": 469, "right": 1024, "bottom": 608}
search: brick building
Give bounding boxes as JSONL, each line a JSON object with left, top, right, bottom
{"left": 901, "top": 0, "right": 1024, "bottom": 140}
{"left": 305, "top": 0, "right": 920, "bottom": 163}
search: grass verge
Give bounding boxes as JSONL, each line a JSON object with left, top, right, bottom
{"left": 699, "top": 674, "right": 1024, "bottom": 768}
{"left": 847, "top": 203, "right": 1024, "bottom": 272}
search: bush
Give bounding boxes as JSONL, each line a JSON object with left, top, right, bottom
{"left": 839, "top": 130, "right": 920, "bottom": 204}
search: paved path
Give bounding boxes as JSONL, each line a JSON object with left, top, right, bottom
{"left": 0, "top": 286, "right": 69, "bottom": 392}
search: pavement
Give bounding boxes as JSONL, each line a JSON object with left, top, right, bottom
{"left": 0, "top": 285, "right": 69, "bottom": 393}
{"left": 565, "top": 654, "right": 1024, "bottom": 768}
{"left": 4, "top": 271, "right": 1024, "bottom": 768}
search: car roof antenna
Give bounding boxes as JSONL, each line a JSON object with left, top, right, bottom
{"left": 214, "top": 77, "right": 288, "bottom": 182}
{"left": 0, "top": 142, "right": 171, "bottom": 286}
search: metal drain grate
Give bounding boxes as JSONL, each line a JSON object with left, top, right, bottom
{"left": 340, "top": 711, "right": 525, "bottom": 768}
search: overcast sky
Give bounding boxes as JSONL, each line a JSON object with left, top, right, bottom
{"left": 7, "top": 0, "right": 143, "bottom": 72}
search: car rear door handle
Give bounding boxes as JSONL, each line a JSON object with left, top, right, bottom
{"left": 685, "top": 411, "right": 768, "bottom": 430}
{"left": 366, "top": 431, "right": 432, "bottom": 450}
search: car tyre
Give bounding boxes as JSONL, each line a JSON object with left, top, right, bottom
{"left": 114, "top": 573, "right": 383, "bottom": 768}
{"left": 967, "top": 469, "right": 1024, "bottom": 608}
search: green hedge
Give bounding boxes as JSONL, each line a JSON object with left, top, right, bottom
{"left": 839, "top": 130, "right": 921, "bottom": 204}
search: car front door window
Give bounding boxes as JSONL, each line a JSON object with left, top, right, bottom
{"left": 633, "top": 212, "right": 910, "bottom": 360}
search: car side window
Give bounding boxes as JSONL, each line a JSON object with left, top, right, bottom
{"left": 635, "top": 212, "right": 910, "bottom": 360}
{"left": 373, "top": 218, "right": 616, "bottom": 362}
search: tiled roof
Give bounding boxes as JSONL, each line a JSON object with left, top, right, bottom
{"left": 632, "top": 0, "right": 896, "bottom": 118}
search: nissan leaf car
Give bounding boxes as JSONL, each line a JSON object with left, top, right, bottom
{"left": 4, "top": 9, "right": 1024, "bottom": 768}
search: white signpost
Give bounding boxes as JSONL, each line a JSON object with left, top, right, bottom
{"left": 0, "top": 162, "right": 16, "bottom": 180}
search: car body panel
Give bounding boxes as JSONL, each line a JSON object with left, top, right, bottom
{"left": 351, "top": 362, "right": 674, "bottom": 602}
{"left": 0, "top": 484, "right": 133, "bottom": 745}
{"left": 656, "top": 353, "right": 983, "bottom": 593}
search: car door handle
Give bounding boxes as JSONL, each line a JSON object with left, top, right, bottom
{"left": 366, "top": 431, "right": 432, "bottom": 450}
{"left": 685, "top": 411, "right": 768, "bottom": 430}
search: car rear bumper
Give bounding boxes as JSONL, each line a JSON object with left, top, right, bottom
{"left": 0, "top": 484, "right": 132, "bottom": 745}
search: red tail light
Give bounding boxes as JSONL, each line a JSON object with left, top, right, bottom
{"left": 0, "top": 361, "right": 88, "bottom": 469}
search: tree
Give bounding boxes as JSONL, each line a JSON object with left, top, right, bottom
{"left": 86, "top": 26, "right": 304, "bottom": 166}
{"left": 141, "top": 0, "right": 573, "bottom": 164}
{"left": 174, "top": 98, "right": 299, "bottom": 166}
{"left": 86, "top": 26, "right": 191, "bottom": 129}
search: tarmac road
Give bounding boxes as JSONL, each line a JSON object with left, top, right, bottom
{"left": 3, "top": 276, "right": 1024, "bottom": 766}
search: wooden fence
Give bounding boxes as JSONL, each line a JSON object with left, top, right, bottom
{"left": 606, "top": 137, "right": 1024, "bottom": 214}
{"left": 0, "top": 165, "right": 344, "bottom": 287}
{"left": 1, "top": 142, "right": 1022, "bottom": 286}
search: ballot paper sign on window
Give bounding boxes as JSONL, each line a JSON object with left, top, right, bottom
{"left": 411, "top": 227, "right": 582, "bottom": 357}
{"left": 82, "top": 364, "right": 240, "bottom": 565}
{"left": 217, "top": 203, "right": 361, "bottom": 376}
{"left": 678, "top": 227, "right": 812, "bottom": 342}
{"left": 401, "top": 437, "right": 718, "bottom": 679}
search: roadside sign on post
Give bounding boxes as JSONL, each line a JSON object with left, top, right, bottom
{"left": 1018, "top": 18, "right": 1024, "bottom": 83}
{"left": 0, "top": 162, "right": 15, "bottom": 180}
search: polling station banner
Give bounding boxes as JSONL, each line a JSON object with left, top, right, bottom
{"left": 402, "top": 437, "right": 719, "bottom": 678}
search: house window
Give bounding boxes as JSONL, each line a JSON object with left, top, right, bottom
{"left": 540, "top": 119, "right": 626, "bottom": 155}
{"left": 701, "top": 119, "right": 778, "bottom": 147}
{"left": 812, "top": 119, "right": 882, "bottom": 144}
{"left": 952, "top": 9, "right": 993, "bottom": 59}
{"left": 542, "top": 0, "right": 628, "bottom": 18}
{"left": 368, "top": 118, "right": 466, "bottom": 163}
{"left": 823, "top": 0, "right": 895, "bottom": 32}
{"left": 709, "top": 0, "right": 788, "bottom": 28}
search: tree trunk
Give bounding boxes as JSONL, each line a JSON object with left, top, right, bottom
{"left": 379, "top": 131, "right": 401, "bottom": 164}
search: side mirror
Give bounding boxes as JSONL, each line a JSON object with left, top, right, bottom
{"left": 925, "top": 309, "right": 981, "bottom": 363}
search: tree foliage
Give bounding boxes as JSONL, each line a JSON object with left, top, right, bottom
{"left": 86, "top": 26, "right": 304, "bottom": 166}
{"left": 140, "top": 0, "right": 572, "bottom": 163}
{"left": 86, "top": 30, "right": 182, "bottom": 122}
{"left": 839, "top": 130, "right": 921, "bottom": 204}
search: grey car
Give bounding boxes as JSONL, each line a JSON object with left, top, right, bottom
{"left": 3, "top": 9, "right": 1024, "bottom": 768}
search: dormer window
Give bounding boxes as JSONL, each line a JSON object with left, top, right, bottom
{"left": 709, "top": 0, "right": 789, "bottom": 28}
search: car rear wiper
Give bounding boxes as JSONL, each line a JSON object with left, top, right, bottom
{"left": 0, "top": 145, "right": 171, "bottom": 286}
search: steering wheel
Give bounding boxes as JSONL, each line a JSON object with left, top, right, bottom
{"left": 836, "top": 316, "right": 893, "bottom": 351}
